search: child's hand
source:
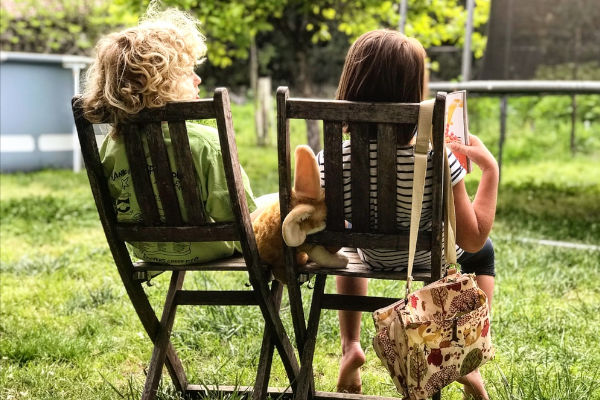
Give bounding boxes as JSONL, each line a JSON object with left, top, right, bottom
{"left": 448, "top": 134, "right": 498, "bottom": 173}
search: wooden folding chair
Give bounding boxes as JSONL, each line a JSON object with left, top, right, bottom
{"left": 72, "top": 88, "right": 299, "bottom": 400}
{"left": 276, "top": 87, "right": 447, "bottom": 400}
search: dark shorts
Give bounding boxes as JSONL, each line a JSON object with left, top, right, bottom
{"left": 457, "top": 238, "right": 495, "bottom": 277}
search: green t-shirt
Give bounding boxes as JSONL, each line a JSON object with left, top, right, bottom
{"left": 100, "top": 122, "right": 256, "bottom": 265}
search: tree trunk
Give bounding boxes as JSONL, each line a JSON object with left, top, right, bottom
{"left": 250, "top": 37, "right": 258, "bottom": 95}
{"left": 250, "top": 37, "right": 268, "bottom": 146}
{"left": 296, "top": 48, "right": 321, "bottom": 153}
{"left": 305, "top": 118, "right": 320, "bottom": 153}
{"left": 255, "top": 77, "right": 272, "bottom": 146}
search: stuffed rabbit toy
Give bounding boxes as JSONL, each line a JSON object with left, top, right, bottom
{"left": 252, "top": 145, "right": 348, "bottom": 283}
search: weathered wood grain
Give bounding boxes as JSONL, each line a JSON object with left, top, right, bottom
{"left": 143, "top": 121, "right": 182, "bottom": 225}
{"left": 287, "top": 98, "right": 420, "bottom": 123}
{"left": 376, "top": 123, "right": 398, "bottom": 233}
{"left": 169, "top": 120, "right": 206, "bottom": 225}
{"left": 123, "top": 123, "right": 161, "bottom": 225}
{"left": 323, "top": 121, "right": 344, "bottom": 231}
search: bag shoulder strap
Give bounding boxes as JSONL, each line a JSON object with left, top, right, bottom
{"left": 406, "top": 99, "right": 433, "bottom": 297}
{"left": 406, "top": 99, "right": 457, "bottom": 298}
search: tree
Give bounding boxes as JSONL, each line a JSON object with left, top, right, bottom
{"left": 0, "top": 0, "right": 135, "bottom": 55}
{"left": 1, "top": 0, "right": 490, "bottom": 148}
{"left": 113, "top": 0, "right": 492, "bottom": 149}
{"left": 259, "top": 0, "right": 490, "bottom": 149}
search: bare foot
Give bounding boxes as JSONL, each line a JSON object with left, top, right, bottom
{"left": 457, "top": 369, "right": 489, "bottom": 400}
{"left": 337, "top": 341, "right": 365, "bottom": 394}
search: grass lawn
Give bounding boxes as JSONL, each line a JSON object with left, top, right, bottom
{"left": 1, "top": 100, "right": 599, "bottom": 399}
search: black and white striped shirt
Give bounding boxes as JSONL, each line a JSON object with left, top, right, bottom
{"left": 316, "top": 140, "right": 466, "bottom": 271}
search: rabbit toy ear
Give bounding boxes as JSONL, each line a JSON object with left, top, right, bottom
{"left": 293, "top": 145, "right": 321, "bottom": 200}
{"left": 282, "top": 204, "right": 315, "bottom": 246}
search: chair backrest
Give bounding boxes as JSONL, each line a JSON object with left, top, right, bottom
{"left": 72, "top": 88, "right": 260, "bottom": 273}
{"left": 277, "top": 87, "right": 447, "bottom": 281}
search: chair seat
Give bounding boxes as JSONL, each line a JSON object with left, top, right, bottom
{"left": 298, "top": 247, "right": 434, "bottom": 281}
{"left": 132, "top": 256, "right": 275, "bottom": 283}
{"left": 133, "top": 255, "right": 269, "bottom": 272}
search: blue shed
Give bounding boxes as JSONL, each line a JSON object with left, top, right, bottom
{"left": 0, "top": 51, "right": 92, "bottom": 172}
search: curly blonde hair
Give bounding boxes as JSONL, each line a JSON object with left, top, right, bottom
{"left": 82, "top": 6, "right": 206, "bottom": 137}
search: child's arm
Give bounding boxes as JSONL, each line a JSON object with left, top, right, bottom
{"left": 448, "top": 134, "right": 499, "bottom": 253}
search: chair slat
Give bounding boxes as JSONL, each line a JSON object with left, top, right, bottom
{"left": 116, "top": 222, "right": 240, "bottom": 242}
{"left": 305, "top": 230, "right": 430, "bottom": 251}
{"left": 133, "top": 255, "right": 251, "bottom": 272}
{"left": 297, "top": 248, "right": 434, "bottom": 282}
{"left": 127, "top": 99, "right": 216, "bottom": 122}
{"left": 123, "top": 123, "right": 161, "bottom": 225}
{"left": 319, "top": 294, "right": 401, "bottom": 312}
{"left": 286, "top": 99, "right": 420, "bottom": 123}
{"left": 168, "top": 121, "right": 207, "bottom": 225}
{"left": 349, "top": 123, "right": 371, "bottom": 231}
{"left": 376, "top": 124, "right": 398, "bottom": 233}
{"left": 144, "top": 122, "right": 183, "bottom": 225}
{"left": 175, "top": 290, "right": 259, "bottom": 306}
{"left": 323, "top": 121, "right": 344, "bottom": 231}
{"left": 430, "top": 93, "right": 447, "bottom": 280}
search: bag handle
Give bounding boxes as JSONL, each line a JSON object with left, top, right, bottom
{"left": 406, "top": 99, "right": 457, "bottom": 298}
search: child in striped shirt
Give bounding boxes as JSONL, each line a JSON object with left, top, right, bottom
{"left": 322, "top": 30, "right": 498, "bottom": 399}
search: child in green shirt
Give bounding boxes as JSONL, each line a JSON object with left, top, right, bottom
{"left": 81, "top": 6, "right": 256, "bottom": 264}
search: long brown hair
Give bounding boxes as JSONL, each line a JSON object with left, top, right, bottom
{"left": 336, "top": 30, "right": 427, "bottom": 144}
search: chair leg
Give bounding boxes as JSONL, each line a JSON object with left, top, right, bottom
{"left": 253, "top": 280, "right": 284, "bottom": 400}
{"left": 288, "top": 273, "right": 322, "bottom": 399}
{"left": 113, "top": 247, "right": 188, "bottom": 393}
{"left": 245, "top": 263, "right": 300, "bottom": 390}
{"left": 295, "top": 274, "right": 327, "bottom": 400}
{"left": 432, "top": 390, "right": 441, "bottom": 400}
{"left": 287, "top": 270, "right": 308, "bottom": 350}
{"left": 142, "top": 271, "right": 186, "bottom": 400}
{"left": 163, "top": 344, "right": 187, "bottom": 394}
{"left": 254, "top": 327, "right": 276, "bottom": 400}
{"left": 130, "top": 282, "right": 188, "bottom": 394}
